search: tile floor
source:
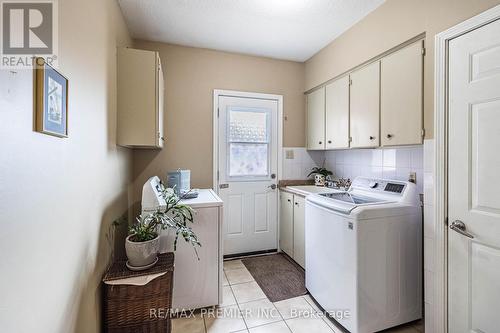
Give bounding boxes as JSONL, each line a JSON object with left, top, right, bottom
{"left": 172, "top": 259, "right": 424, "bottom": 333}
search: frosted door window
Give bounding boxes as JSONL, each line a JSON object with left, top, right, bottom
{"left": 228, "top": 107, "right": 270, "bottom": 177}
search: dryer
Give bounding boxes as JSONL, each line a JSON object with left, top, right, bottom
{"left": 305, "top": 177, "right": 422, "bottom": 333}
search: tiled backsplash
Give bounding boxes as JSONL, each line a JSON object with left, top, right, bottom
{"left": 283, "top": 146, "right": 424, "bottom": 194}
{"left": 282, "top": 147, "right": 324, "bottom": 180}
{"left": 324, "top": 146, "right": 424, "bottom": 194}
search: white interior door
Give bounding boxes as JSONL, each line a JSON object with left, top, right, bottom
{"left": 217, "top": 95, "right": 278, "bottom": 256}
{"left": 448, "top": 18, "right": 500, "bottom": 333}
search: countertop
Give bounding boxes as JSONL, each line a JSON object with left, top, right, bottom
{"left": 280, "top": 185, "right": 342, "bottom": 197}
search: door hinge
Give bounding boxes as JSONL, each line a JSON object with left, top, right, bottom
{"left": 217, "top": 170, "right": 219, "bottom": 180}
{"left": 349, "top": 78, "right": 352, "bottom": 86}
{"left": 217, "top": 107, "right": 220, "bottom": 118}
{"left": 421, "top": 47, "right": 426, "bottom": 56}
{"left": 421, "top": 128, "right": 426, "bottom": 137}
{"left": 349, "top": 136, "right": 353, "bottom": 142}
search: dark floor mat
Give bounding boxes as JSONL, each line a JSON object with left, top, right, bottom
{"left": 241, "top": 253, "right": 307, "bottom": 302}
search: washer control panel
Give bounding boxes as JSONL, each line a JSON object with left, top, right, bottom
{"left": 351, "top": 177, "right": 407, "bottom": 195}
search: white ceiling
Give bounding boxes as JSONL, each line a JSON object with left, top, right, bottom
{"left": 117, "top": 0, "right": 385, "bottom": 62}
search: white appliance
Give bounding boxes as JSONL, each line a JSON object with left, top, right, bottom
{"left": 141, "top": 176, "right": 167, "bottom": 215}
{"left": 141, "top": 177, "right": 224, "bottom": 310}
{"left": 305, "top": 177, "right": 422, "bottom": 333}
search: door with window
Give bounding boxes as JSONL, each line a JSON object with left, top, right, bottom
{"left": 448, "top": 18, "right": 500, "bottom": 332}
{"left": 217, "top": 94, "right": 279, "bottom": 256}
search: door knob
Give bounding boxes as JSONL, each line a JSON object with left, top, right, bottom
{"left": 450, "top": 220, "right": 474, "bottom": 239}
{"left": 268, "top": 184, "right": 277, "bottom": 190}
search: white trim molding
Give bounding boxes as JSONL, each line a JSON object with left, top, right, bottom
{"left": 212, "top": 89, "right": 284, "bottom": 191}
{"left": 434, "top": 5, "right": 500, "bottom": 333}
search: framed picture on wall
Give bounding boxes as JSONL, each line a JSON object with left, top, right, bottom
{"left": 34, "top": 57, "right": 69, "bottom": 137}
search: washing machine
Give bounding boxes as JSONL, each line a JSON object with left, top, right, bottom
{"left": 305, "top": 177, "right": 422, "bottom": 333}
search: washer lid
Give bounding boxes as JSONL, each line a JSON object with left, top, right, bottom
{"left": 319, "top": 192, "right": 387, "bottom": 205}
{"left": 307, "top": 192, "right": 394, "bottom": 214}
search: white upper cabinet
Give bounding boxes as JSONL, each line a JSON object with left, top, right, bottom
{"left": 349, "top": 61, "right": 380, "bottom": 148}
{"left": 381, "top": 41, "right": 423, "bottom": 146}
{"left": 307, "top": 87, "right": 325, "bottom": 150}
{"left": 325, "top": 76, "right": 350, "bottom": 149}
{"left": 117, "top": 48, "right": 165, "bottom": 148}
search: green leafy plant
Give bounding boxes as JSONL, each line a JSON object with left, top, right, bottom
{"left": 307, "top": 167, "right": 333, "bottom": 178}
{"left": 128, "top": 184, "right": 201, "bottom": 258}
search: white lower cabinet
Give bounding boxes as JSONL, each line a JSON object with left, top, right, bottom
{"left": 279, "top": 191, "right": 294, "bottom": 257}
{"left": 292, "top": 196, "right": 305, "bottom": 268}
{"left": 279, "top": 191, "right": 306, "bottom": 268}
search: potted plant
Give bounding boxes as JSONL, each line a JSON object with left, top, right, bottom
{"left": 125, "top": 184, "right": 201, "bottom": 270}
{"left": 307, "top": 167, "right": 333, "bottom": 186}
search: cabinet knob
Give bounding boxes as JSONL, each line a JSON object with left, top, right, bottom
{"left": 319, "top": 141, "right": 322, "bottom": 145}
{"left": 386, "top": 134, "right": 393, "bottom": 139}
{"left": 295, "top": 202, "right": 299, "bottom": 206}
{"left": 369, "top": 136, "right": 375, "bottom": 140}
{"left": 328, "top": 140, "right": 332, "bottom": 144}
{"left": 287, "top": 199, "right": 291, "bottom": 202}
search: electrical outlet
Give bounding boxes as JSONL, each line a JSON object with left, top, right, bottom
{"left": 409, "top": 172, "right": 417, "bottom": 184}
{"left": 285, "top": 150, "right": 294, "bottom": 159}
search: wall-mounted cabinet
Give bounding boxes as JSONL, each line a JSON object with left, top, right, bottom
{"left": 117, "top": 48, "right": 164, "bottom": 149}
{"left": 325, "top": 76, "right": 350, "bottom": 149}
{"left": 305, "top": 39, "right": 424, "bottom": 150}
{"left": 349, "top": 61, "right": 380, "bottom": 148}
{"left": 381, "top": 41, "right": 423, "bottom": 146}
{"left": 306, "top": 87, "right": 325, "bottom": 150}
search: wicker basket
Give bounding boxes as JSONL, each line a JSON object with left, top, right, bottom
{"left": 103, "top": 253, "right": 174, "bottom": 333}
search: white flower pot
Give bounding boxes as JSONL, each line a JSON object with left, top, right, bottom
{"left": 315, "top": 174, "right": 326, "bottom": 186}
{"left": 125, "top": 234, "right": 160, "bottom": 267}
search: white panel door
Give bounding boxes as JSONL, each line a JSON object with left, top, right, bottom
{"left": 381, "top": 41, "right": 423, "bottom": 146}
{"left": 325, "top": 76, "right": 350, "bottom": 149}
{"left": 307, "top": 87, "right": 326, "bottom": 150}
{"left": 218, "top": 95, "right": 278, "bottom": 255}
{"left": 448, "top": 18, "right": 500, "bottom": 333}
{"left": 279, "top": 191, "right": 294, "bottom": 257}
{"left": 350, "top": 61, "right": 380, "bottom": 148}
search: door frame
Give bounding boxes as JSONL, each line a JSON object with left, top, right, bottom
{"left": 434, "top": 5, "right": 500, "bottom": 333}
{"left": 212, "top": 89, "right": 284, "bottom": 252}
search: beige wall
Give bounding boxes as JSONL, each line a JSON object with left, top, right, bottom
{"left": 0, "top": 1, "right": 131, "bottom": 332}
{"left": 305, "top": 0, "right": 500, "bottom": 138}
{"left": 131, "top": 41, "right": 305, "bottom": 200}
